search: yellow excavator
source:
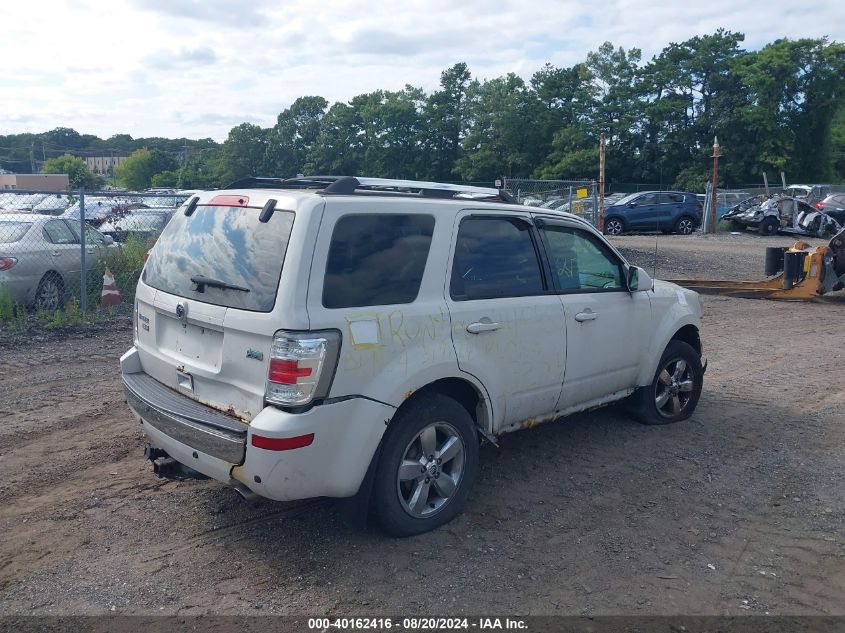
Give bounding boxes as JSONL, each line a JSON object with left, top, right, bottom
{"left": 669, "top": 227, "right": 845, "bottom": 300}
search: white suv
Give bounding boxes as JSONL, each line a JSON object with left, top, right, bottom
{"left": 121, "top": 176, "right": 704, "bottom": 536}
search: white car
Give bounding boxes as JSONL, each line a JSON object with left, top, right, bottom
{"left": 121, "top": 177, "right": 705, "bottom": 536}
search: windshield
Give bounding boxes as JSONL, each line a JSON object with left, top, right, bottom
{"left": 0, "top": 221, "right": 33, "bottom": 243}
{"left": 142, "top": 205, "right": 295, "bottom": 312}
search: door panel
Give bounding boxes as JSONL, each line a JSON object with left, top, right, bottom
{"left": 537, "top": 221, "right": 652, "bottom": 408}
{"left": 627, "top": 193, "right": 660, "bottom": 229}
{"left": 447, "top": 213, "right": 566, "bottom": 432}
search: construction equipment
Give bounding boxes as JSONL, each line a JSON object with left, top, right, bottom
{"left": 668, "top": 227, "right": 845, "bottom": 301}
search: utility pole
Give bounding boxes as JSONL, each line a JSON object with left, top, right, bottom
{"left": 710, "top": 136, "right": 720, "bottom": 234}
{"left": 598, "top": 133, "right": 606, "bottom": 231}
{"left": 30, "top": 141, "right": 36, "bottom": 173}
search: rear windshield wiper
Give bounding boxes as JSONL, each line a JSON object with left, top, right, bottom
{"left": 190, "top": 275, "right": 250, "bottom": 293}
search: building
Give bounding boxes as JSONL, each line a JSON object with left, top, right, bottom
{"left": 0, "top": 174, "right": 70, "bottom": 191}
{"left": 85, "top": 156, "right": 128, "bottom": 175}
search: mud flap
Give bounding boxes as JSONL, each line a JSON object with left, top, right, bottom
{"left": 338, "top": 441, "right": 383, "bottom": 529}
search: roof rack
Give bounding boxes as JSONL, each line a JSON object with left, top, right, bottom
{"left": 224, "top": 176, "right": 517, "bottom": 204}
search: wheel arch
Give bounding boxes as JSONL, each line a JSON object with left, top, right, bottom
{"left": 396, "top": 376, "right": 493, "bottom": 436}
{"left": 636, "top": 313, "right": 702, "bottom": 386}
{"left": 671, "top": 324, "right": 701, "bottom": 356}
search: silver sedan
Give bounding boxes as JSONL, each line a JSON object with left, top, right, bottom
{"left": 0, "top": 213, "right": 114, "bottom": 309}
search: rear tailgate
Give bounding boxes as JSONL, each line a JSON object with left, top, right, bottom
{"left": 133, "top": 200, "right": 297, "bottom": 420}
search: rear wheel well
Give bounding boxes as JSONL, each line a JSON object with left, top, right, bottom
{"left": 400, "top": 378, "right": 490, "bottom": 434}
{"left": 671, "top": 324, "right": 701, "bottom": 356}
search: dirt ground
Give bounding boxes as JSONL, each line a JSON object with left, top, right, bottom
{"left": 0, "top": 232, "right": 842, "bottom": 616}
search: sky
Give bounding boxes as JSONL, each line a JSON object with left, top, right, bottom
{"left": 2, "top": 0, "right": 843, "bottom": 143}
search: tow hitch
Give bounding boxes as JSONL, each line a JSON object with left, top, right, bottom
{"left": 143, "top": 443, "right": 208, "bottom": 481}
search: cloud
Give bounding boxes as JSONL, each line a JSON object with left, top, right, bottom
{"left": 144, "top": 47, "right": 218, "bottom": 71}
{"left": 0, "top": 0, "right": 842, "bottom": 142}
{"left": 129, "top": 0, "right": 269, "bottom": 26}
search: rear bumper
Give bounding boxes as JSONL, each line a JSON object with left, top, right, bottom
{"left": 121, "top": 347, "right": 396, "bottom": 501}
{"left": 123, "top": 371, "right": 247, "bottom": 464}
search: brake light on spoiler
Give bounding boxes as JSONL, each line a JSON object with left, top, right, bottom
{"left": 264, "top": 330, "right": 341, "bottom": 407}
{"left": 208, "top": 195, "right": 250, "bottom": 207}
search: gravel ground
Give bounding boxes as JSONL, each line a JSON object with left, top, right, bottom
{"left": 0, "top": 232, "right": 842, "bottom": 616}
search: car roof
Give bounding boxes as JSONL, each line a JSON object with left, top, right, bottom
{"left": 0, "top": 213, "right": 46, "bottom": 222}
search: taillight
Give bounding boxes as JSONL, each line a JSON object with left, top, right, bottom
{"left": 265, "top": 330, "right": 341, "bottom": 406}
{"left": 143, "top": 250, "right": 151, "bottom": 263}
{"left": 0, "top": 257, "right": 17, "bottom": 271}
{"left": 815, "top": 202, "right": 824, "bottom": 210}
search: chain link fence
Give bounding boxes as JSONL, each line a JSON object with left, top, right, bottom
{"left": 0, "top": 189, "right": 190, "bottom": 327}
{"left": 502, "top": 178, "right": 602, "bottom": 226}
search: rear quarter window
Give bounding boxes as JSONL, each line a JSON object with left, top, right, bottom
{"left": 322, "top": 213, "right": 435, "bottom": 309}
{"left": 0, "top": 221, "right": 32, "bottom": 243}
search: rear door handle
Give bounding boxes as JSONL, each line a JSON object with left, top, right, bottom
{"left": 51, "top": 250, "right": 60, "bottom": 257}
{"left": 467, "top": 320, "right": 500, "bottom": 334}
{"left": 574, "top": 310, "right": 598, "bottom": 322}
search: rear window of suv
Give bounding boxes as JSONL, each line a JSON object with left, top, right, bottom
{"left": 323, "top": 213, "right": 435, "bottom": 309}
{"left": 142, "top": 205, "right": 294, "bottom": 312}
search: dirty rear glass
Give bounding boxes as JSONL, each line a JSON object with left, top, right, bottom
{"left": 142, "top": 205, "right": 294, "bottom": 312}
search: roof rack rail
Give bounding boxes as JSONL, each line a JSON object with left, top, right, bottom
{"left": 223, "top": 176, "right": 516, "bottom": 204}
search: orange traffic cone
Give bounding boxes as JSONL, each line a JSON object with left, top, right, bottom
{"left": 101, "top": 268, "right": 121, "bottom": 308}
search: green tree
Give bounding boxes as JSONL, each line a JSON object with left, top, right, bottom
{"left": 455, "top": 74, "right": 537, "bottom": 181}
{"left": 266, "top": 96, "right": 329, "bottom": 177}
{"left": 217, "top": 123, "right": 270, "bottom": 185}
{"left": 42, "top": 154, "right": 104, "bottom": 189}
{"left": 422, "top": 63, "right": 472, "bottom": 180}
{"left": 115, "top": 148, "right": 178, "bottom": 190}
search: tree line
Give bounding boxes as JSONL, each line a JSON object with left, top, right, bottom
{"left": 2, "top": 30, "right": 844, "bottom": 192}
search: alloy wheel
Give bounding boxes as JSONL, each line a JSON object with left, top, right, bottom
{"left": 397, "top": 421, "right": 465, "bottom": 518}
{"left": 654, "top": 357, "right": 695, "bottom": 418}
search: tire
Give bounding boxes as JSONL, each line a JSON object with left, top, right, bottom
{"left": 35, "top": 273, "right": 64, "bottom": 311}
{"left": 373, "top": 393, "right": 479, "bottom": 536}
{"left": 603, "top": 217, "right": 625, "bottom": 236}
{"left": 674, "top": 216, "right": 696, "bottom": 235}
{"left": 758, "top": 216, "right": 779, "bottom": 236}
{"left": 627, "top": 340, "right": 703, "bottom": 425}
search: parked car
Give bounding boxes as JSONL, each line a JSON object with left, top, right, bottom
{"left": 122, "top": 176, "right": 705, "bottom": 536}
{"left": 98, "top": 209, "right": 176, "bottom": 243}
{"left": 602, "top": 191, "right": 703, "bottom": 235}
{"left": 62, "top": 198, "right": 149, "bottom": 227}
{"left": 816, "top": 193, "right": 845, "bottom": 225}
{"left": 723, "top": 194, "right": 842, "bottom": 237}
{"left": 0, "top": 214, "right": 114, "bottom": 309}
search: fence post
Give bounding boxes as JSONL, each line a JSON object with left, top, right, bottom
{"left": 591, "top": 183, "right": 598, "bottom": 228}
{"left": 79, "top": 187, "right": 87, "bottom": 313}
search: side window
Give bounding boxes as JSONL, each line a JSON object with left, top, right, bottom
{"left": 322, "top": 213, "right": 435, "bottom": 309}
{"left": 43, "top": 220, "right": 78, "bottom": 245}
{"left": 450, "top": 217, "right": 544, "bottom": 301}
{"left": 541, "top": 225, "right": 624, "bottom": 292}
{"left": 661, "top": 193, "right": 684, "bottom": 204}
{"left": 635, "top": 193, "right": 658, "bottom": 206}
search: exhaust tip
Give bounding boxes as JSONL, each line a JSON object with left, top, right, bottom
{"left": 234, "top": 484, "right": 259, "bottom": 502}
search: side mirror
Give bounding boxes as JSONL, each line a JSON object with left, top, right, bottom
{"left": 627, "top": 202, "right": 637, "bottom": 207}
{"left": 628, "top": 266, "right": 653, "bottom": 292}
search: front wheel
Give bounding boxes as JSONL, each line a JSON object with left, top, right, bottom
{"left": 373, "top": 394, "right": 479, "bottom": 536}
{"left": 627, "top": 340, "right": 703, "bottom": 425}
{"left": 674, "top": 216, "right": 696, "bottom": 235}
